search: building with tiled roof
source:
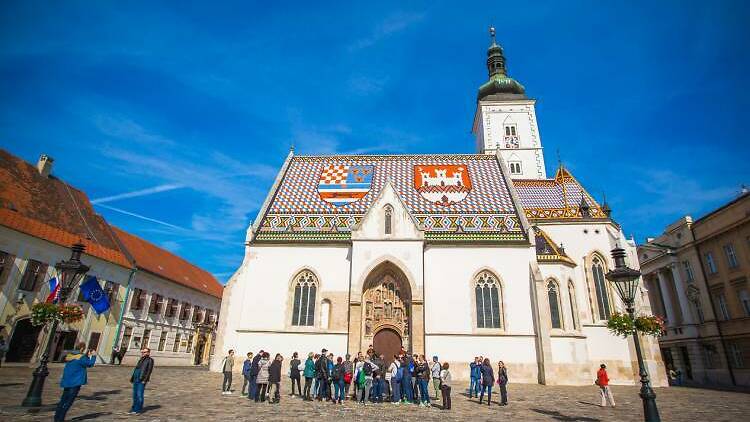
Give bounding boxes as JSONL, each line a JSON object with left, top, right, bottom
{"left": 0, "top": 149, "right": 221, "bottom": 366}
{"left": 215, "top": 29, "right": 666, "bottom": 386}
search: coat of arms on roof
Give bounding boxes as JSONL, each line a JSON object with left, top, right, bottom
{"left": 317, "top": 164, "right": 374, "bottom": 207}
{"left": 413, "top": 165, "right": 472, "bottom": 206}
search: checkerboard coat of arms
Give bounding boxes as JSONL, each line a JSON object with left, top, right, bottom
{"left": 317, "top": 164, "right": 374, "bottom": 206}
{"left": 414, "top": 165, "right": 472, "bottom": 206}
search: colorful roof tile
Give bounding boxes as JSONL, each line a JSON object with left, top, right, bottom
{"left": 512, "top": 167, "right": 607, "bottom": 220}
{"left": 534, "top": 227, "right": 576, "bottom": 266}
{"left": 255, "top": 154, "right": 525, "bottom": 242}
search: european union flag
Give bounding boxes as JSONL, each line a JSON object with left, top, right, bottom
{"left": 80, "top": 276, "right": 110, "bottom": 314}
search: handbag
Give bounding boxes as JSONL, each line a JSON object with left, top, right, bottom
{"left": 344, "top": 372, "right": 353, "bottom": 384}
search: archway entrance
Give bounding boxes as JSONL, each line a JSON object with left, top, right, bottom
{"left": 6, "top": 318, "right": 41, "bottom": 362}
{"left": 373, "top": 328, "right": 402, "bottom": 367}
{"left": 360, "top": 262, "right": 411, "bottom": 356}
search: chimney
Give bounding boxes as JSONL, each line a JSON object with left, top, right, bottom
{"left": 37, "top": 154, "right": 54, "bottom": 178}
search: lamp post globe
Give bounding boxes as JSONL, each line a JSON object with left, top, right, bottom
{"left": 22, "top": 242, "right": 90, "bottom": 407}
{"left": 605, "top": 246, "right": 661, "bottom": 422}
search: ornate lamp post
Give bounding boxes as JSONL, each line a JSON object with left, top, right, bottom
{"left": 22, "top": 243, "right": 90, "bottom": 407}
{"left": 605, "top": 246, "right": 660, "bottom": 422}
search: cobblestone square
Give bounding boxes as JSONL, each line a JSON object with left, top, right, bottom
{"left": 1, "top": 365, "right": 748, "bottom": 421}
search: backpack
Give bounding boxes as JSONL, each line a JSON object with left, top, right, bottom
{"left": 394, "top": 366, "right": 404, "bottom": 382}
{"left": 363, "top": 362, "right": 373, "bottom": 376}
{"left": 332, "top": 365, "right": 342, "bottom": 381}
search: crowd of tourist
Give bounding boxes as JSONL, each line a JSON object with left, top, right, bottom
{"left": 221, "top": 345, "right": 516, "bottom": 410}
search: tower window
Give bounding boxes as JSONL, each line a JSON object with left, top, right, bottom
{"left": 503, "top": 124, "right": 519, "bottom": 148}
{"left": 508, "top": 161, "right": 522, "bottom": 175}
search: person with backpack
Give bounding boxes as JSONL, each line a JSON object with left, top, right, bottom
{"left": 221, "top": 349, "right": 235, "bottom": 395}
{"left": 497, "top": 360, "right": 509, "bottom": 406}
{"left": 400, "top": 355, "right": 414, "bottom": 404}
{"left": 358, "top": 355, "right": 374, "bottom": 404}
{"left": 389, "top": 355, "right": 402, "bottom": 405}
{"left": 332, "top": 357, "right": 345, "bottom": 404}
{"left": 303, "top": 352, "right": 315, "bottom": 401}
{"left": 248, "top": 349, "right": 263, "bottom": 401}
{"left": 343, "top": 354, "right": 354, "bottom": 399}
{"left": 416, "top": 355, "right": 431, "bottom": 407}
{"left": 289, "top": 352, "right": 301, "bottom": 397}
{"left": 478, "top": 358, "right": 494, "bottom": 406}
{"left": 241, "top": 352, "right": 254, "bottom": 396}
{"left": 255, "top": 353, "right": 270, "bottom": 403}
{"left": 315, "top": 349, "right": 330, "bottom": 401}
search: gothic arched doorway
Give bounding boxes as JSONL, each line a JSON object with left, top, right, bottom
{"left": 6, "top": 318, "right": 41, "bottom": 362}
{"left": 360, "top": 262, "right": 411, "bottom": 356}
{"left": 373, "top": 328, "right": 401, "bottom": 367}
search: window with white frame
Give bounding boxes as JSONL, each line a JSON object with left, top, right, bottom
{"left": 591, "top": 256, "right": 612, "bottom": 320}
{"left": 705, "top": 252, "right": 718, "bottom": 274}
{"left": 503, "top": 124, "right": 519, "bottom": 148}
{"left": 728, "top": 342, "right": 745, "bottom": 368}
{"left": 714, "top": 292, "right": 730, "bottom": 320}
{"left": 724, "top": 244, "right": 739, "bottom": 269}
{"left": 703, "top": 344, "right": 719, "bottom": 369}
{"left": 475, "top": 271, "right": 503, "bottom": 329}
{"left": 508, "top": 161, "right": 522, "bottom": 175}
{"left": 682, "top": 260, "right": 695, "bottom": 282}
{"left": 693, "top": 298, "right": 705, "bottom": 323}
{"left": 173, "top": 333, "right": 182, "bottom": 352}
{"left": 739, "top": 289, "right": 750, "bottom": 317}
{"left": 291, "top": 270, "right": 318, "bottom": 326}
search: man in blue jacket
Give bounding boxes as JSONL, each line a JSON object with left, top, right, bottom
{"left": 469, "top": 357, "right": 481, "bottom": 398}
{"left": 54, "top": 343, "right": 96, "bottom": 422}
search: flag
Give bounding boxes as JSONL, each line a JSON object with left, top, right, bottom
{"left": 79, "top": 276, "right": 110, "bottom": 314}
{"left": 46, "top": 277, "right": 60, "bottom": 303}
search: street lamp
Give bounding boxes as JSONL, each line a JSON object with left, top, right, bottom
{"left": 605, "top": 246, "right": 660, "bottom": 422}
{"left": 22, "top": 243, "right": 90, "bottom": 407}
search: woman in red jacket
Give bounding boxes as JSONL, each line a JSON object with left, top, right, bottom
{"left": 596, "top": 364, "right": 616, "bottom": 407}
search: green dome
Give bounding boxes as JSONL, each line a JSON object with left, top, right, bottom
{"left": 477, "top": 28, "right": 526, "bottom": 100}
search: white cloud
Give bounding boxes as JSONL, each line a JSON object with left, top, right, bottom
{"left": 348, "top": 11, "right": 425, "bottom": 52}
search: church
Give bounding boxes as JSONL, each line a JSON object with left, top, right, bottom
{"left": 212, "top": 30, "right": 667, "bottom": 385}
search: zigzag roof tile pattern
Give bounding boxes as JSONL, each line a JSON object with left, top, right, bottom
{"left": 255, "top": 154, "right": 526, "bottom": 242}
{"left": 512, "top": 167, "right": 607, "bottom": 220}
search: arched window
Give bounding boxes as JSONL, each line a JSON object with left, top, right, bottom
{"left": 568, "top": 280, "right": 579, "bottom": 330}
{"left": 292, "top": 270, "right": 317, "bottom": 326}
{"left": 592, "top": 256, "right": 611, "bottom": 320}
{"left": 384, "top": 205, "right": 393, "bottom": 235}
{"left": 475, "top": 271, "right": 502, "bottom": 329}
{"left": 547, "top": 280, "right": 562, "bottom": 329}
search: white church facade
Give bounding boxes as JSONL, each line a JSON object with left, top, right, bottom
{"left": 213, "top": 31, "right": 667, "bottom": 385}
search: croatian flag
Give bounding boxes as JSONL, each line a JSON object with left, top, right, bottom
{"left": 46, "top": 277, "right": 60, "bottom": 303}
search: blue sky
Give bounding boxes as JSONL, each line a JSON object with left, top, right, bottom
{"left": 2, "top": 1, "right": 748, "bottom": 283}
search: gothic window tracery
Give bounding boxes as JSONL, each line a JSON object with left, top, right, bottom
{"left": 547, "top": 280, "right": 562, "bottom": 329}
{"left": 475, "top": 271, "right": 503, "bottom": 329}
{"left": 291, "top": 270, "right": 317, "bottom": 326}
{"left": 591, "top": 256, "right": 612, "bottom": 320}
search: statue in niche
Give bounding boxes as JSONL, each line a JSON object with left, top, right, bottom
{"left": 374, "top": 307, "right": 382, "bottom": 322}
{"left": 375, "top": 290, "right": 382, "bottom": 303}
{"left": 365, "top": 319, "right": 372, "bottom": 335}
{"left": 385, "top": 302, "right": 391, "bottom": 319}
{"left": 366, "top": 302, "right": 373, "bottom": 317}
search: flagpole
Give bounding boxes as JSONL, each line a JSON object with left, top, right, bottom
{"left": 111, "top": 268, "right": 136, "bottom": 363}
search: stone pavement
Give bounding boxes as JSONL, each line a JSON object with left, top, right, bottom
{"left": 1, "top": 365, "right": 748, "bottom": 421}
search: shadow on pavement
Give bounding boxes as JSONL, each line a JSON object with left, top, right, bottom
{"left": 70, "top": 412, "right": 112, "bottom": 420}
{"left": 78, "top": 390, "right": 122, "bottom": 401}
{"left": 0, "top": 383, "right": 24, "bottom": 388}
{"left": 577, "top": 401, "right": 602, "bottom": 407}
{"left": 531, "top": 408, "right": 601, "bottom": 421}
{"left": 141, "top": 405, "right": 162, "bottom": 414}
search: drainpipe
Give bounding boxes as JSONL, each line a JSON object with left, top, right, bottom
{"left": 691, "top": 233, "right": 736, "bottom": 386}
{"left": 111, "top": 268, "right": 137, "bottom": 362}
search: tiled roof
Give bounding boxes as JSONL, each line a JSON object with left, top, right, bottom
{"left": 255, "top": 154, "right": 525, "bottom": 242}
{"left": 534, "top": 227, "right": 576, "bottom": 266}
{"left": 0, "top": 208, "right": 131, "bottom": 268}
{"left": 112, "top": 227, "right": 223, "bottom": 299}
{"left": 0, "top": 149, "right": 123, "bottom": 251}
{"left": 512, "top": 167, "right": 607, "bottom": 220}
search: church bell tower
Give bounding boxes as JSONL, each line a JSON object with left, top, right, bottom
{"left": 472, "top": 27, "right": 547, "bottom": 179}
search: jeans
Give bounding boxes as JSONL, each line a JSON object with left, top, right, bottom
{"left": 317, "top": 378, "right": 329, "bottom": 399}
{"left": 54, "top": 386, "right": 80, "bottom": 422}
{"left": 440, "top": 384, "right": 451, "bottom": 409}
{"left": 248, "top": 375, "right": 258, "bottom": 400}
{"left": 303, "top": 377, "right": 312, "bottom": 399}
{"left": 269, "top": 382, "right": 280, "bottom": 402}
{"left": 401, "top": 377, "right": 413, "bottom": 402}
{"left": 359, "top": 378, "right": 372, "bottom": 402}
{"left": 313, "top": 378, "right": 319, "bottom": 398}
{"left": 372, "top": 378, "right": 383, "bottom": 402}
{"left": 222, "top": 372, "right": 232, "bottom": 392}
{"left": 242, "top": 375, "right": 250, "bottom": 395}
{"left": 417, "top": 378, "right": 430, "bottom": 403}
{"left": 131, "top": 381, "right": 145, "bottom": 413}
{"left": 291, "top": 376, "right": 301, "bottom": 395}
{"left": 479, "top": 384, "right": 492, "bottom": 404}
{"left": 499, "top": 383, "right": 508, "bottom": 404}
{"left": 334, "top": 380, "right": 345, "bottom": 401}
{"left": 390, "top": 379, "right": 401, "bottom": 403}
{"left": 469, "top": 377, "right": 479, "bottom": 397}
